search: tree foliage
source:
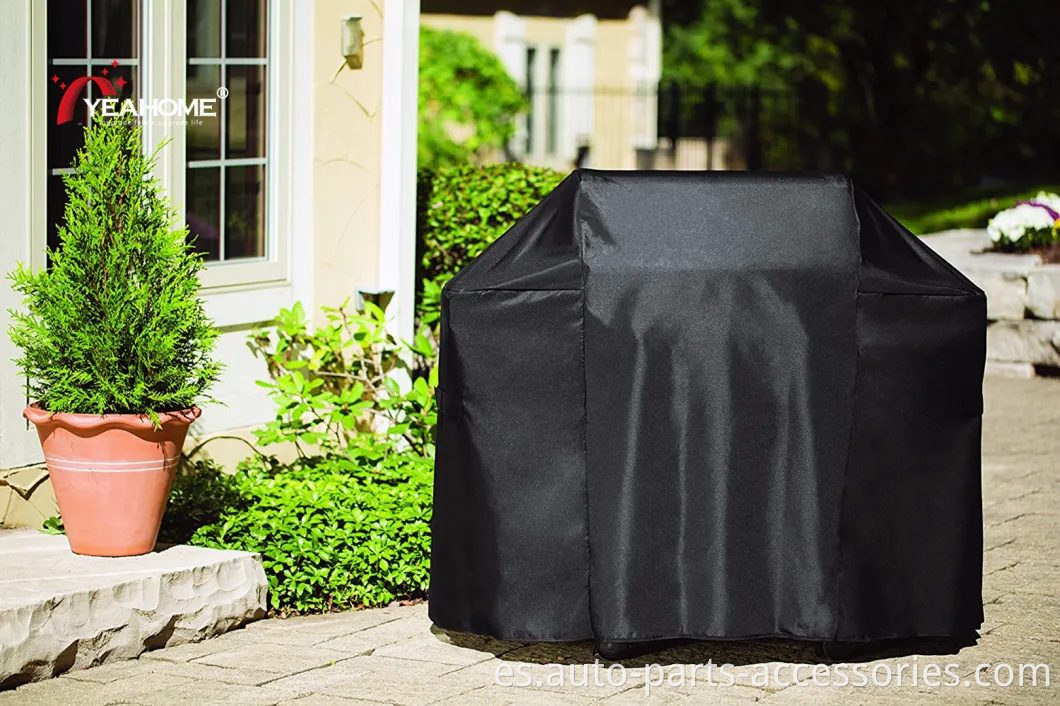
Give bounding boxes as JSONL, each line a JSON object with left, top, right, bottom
{"left": 418, "top": 27, "right": 526, "bottom": 168}
{"left": 663, "top": 0, "right": 1060, "bottom": 194}
{"left": 663, "top": 0, "right": 844, "bottom": 91}
{"left": 7, "top": 118, "right": 220, "bottom": 419}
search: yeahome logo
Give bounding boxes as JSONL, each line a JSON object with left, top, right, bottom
{"left": 51, "top": 61, "right": 222, "bottom": 126}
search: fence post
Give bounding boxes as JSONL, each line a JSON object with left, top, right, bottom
{"left": 703, "top": 84, "right": 718, "bottom": 170}
{"left": 668, "top": 81, "right": 680, "bottom": 168}
{"left": 746, "top": 86, "right": 763, "bottom": 170}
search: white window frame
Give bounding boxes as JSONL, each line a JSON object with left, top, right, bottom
{"left": 0, "top": 1, "right": 48, "bottom": 469}
{"left": 141, "top": 0, "right": 305, "bottom": 326}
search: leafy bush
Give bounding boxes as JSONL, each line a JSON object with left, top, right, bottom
{"left": 416, "top": 163, "right": 565, "bottom": 326}
{"left": 248, "top": 300, "right": 437, "bottom": 458}
{"left": 161, "top": 452, "right": 433, "bottom": 613}
{"left": 160, "top": 300, "right": 439, "bottom": 614}
{"left": 418, "top": 27, "right": 526, "bottom": 169}
{"left": 7, "top": 118, "right": 219, "bottom": 420}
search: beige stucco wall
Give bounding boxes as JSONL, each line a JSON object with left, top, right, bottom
{"left": 421, "top": 8, "right": 659, "bottom": 171}
{"left": 313, "top": 0, "right": 386, "bottom": 313}
{"left": 420, "top": 13, "right": 494, "bottom": 47}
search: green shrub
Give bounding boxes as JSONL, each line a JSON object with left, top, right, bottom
{"left": 418, "top": 27, "right": 526, "bottom": 169}
{"left": 249, "top": 300, "right": 437, "bottom": 459}
{"left": 416, "top": 163, "right": 565, "bottom": 326}
{"left": 161, "top": 451, "right": 433, "bottom": 614}
{"left": 7, "top": 118, "right": 219, "bottom": 420}
{"left": 161, "top": 299, "right": 439, "bottom": 615}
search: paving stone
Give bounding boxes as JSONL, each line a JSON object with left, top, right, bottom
{"left": 278, "top": 695, "right": 385, "bottom": 706}
{"left": 0, "top": 672, "right": 190, "bottom": 705}
{"left": 598, "top": 686, "right": 694, "bottom": 703}
{"left": 315, "top": 611, "right": 432, "bottom": 653}
{"left": 125, "top": 679, "right": 302, "bottom": 705}
{"left": 193, "top": 642, "right": 359, "bottom": 674}
{"left": 259, "top": 656, "right": 375, "bottom": 694}
{"left": 138, "top": 629, "right": 259, "bottom": 663}
{"left": 314, "top": 656, "right": 469, "bottom": 705}
{"left": 142, "top": 658, "right": 282, "bottom": 686}
{"left": 58, "top": 659, "right": 150, "bottom": 684}
{"left": 242, "top": 608, "right": 404, "bottom": 639}
{"left": 372, "top": 632, "right": 521, "bottom": 667}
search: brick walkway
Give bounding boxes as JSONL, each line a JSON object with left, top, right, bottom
{"left": 3, "top": 376, "right": 1058, "bottom": 705}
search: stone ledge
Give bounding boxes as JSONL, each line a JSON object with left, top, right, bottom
{"left": 986, "top": 320, "right": 1060, "bottom": 367}
{"left": 924, "top": 231, "right": 1060, "bottom": 369}
{"left": 0, "top": 529, "right": 267, "bottom": 689}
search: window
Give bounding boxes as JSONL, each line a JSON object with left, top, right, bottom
{"left": 185, "top": 0, "right": 268, "bottom": 263}
{"left": 46, "top": 0, "right": 140, "bottom": 254}
{"left": 547, "top": 47, "right": 561, "bottom": 156}
{"left": 40, "top": 0, "right": 292, "bottom": 298}
{"left": 524, "top": 45, "right": 562, "bottom": 160}
{"left": 524, "top": 46, "right": 536, "bottom": 155}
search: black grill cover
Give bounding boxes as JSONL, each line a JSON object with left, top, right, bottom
{"left": 429, "top": 171, "right": 985, "bottom": 643}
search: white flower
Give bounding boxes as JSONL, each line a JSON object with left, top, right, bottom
{"left": 987, "top": 203, "right": 1056, "bottom": 243}
{"left": 1032, "top": 191, "right": 1060, "bottom": 213}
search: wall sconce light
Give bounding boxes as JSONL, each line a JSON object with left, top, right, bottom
{"left": 355, "top": 287, "right": 394, "bottom": 312}
{"left": 342, "top": 15, "right": 364, "bottom": 69}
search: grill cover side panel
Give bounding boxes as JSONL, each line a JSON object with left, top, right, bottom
{"left": 429, "top": 289, "right": 591, "bottom": 640}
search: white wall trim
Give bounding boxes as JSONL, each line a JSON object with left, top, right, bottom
{"left": 0, "top": 1, "right": 46, "bottom": 469}
{"left": 289, "top": 0, "right": 314, "bottom": 311}
{"left": 378, "top": 0, "right": 420, "bottom": 341}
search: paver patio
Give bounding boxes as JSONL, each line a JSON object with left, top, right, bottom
{"left": 2, "top": 375, "right": 1058, "bottom": 705}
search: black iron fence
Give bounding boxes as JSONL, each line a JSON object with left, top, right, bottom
{"left": 520, "top": 81, "right": 838, "bottom": 173}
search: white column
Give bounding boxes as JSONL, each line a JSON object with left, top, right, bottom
{"left": 493, "top": 11, "right": 527, "bottom": 159}
{"left": 563, "top": 14, "right": 596, "bottom": 164}
{"left": 628, "top": 5, "right": 661, "bottom": 150}
{"left": 378, "top": 0, "right": 420, "bottom": 340}
{"left": 0, "top": 0, "right": 46, "bottom": 469}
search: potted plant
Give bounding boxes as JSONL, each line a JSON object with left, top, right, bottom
{"left": 7, "top": 118, "right": 220, "bottom": 557}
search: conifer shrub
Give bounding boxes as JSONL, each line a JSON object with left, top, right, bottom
{"left": 7, "top": 118, "right": 220, "bottom": 420}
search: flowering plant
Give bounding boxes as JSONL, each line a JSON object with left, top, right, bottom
{"left": 987, "top": 192, "right": 1060, "bottom": 251}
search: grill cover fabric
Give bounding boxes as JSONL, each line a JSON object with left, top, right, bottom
{"left": 429, "top": 171, "right": 985, "bottom": 643}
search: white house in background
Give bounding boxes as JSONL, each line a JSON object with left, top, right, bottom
{"left": 0, "top": 0, "right": 420, "bottom": 526}
{"left": 421, "top": 0, "right": 661, "bottom": 170}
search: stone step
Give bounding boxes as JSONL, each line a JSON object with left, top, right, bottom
{"left": 0, "top": 528, "right": 267, "bottom": 689}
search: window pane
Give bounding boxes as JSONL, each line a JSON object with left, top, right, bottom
{"left": 226, "top": 0, "right": 267, "bottom": 58}
{"left": 224, "top": 164, "right": 265, "bottom": 260}
{"left": 547, "top": 48, "right": 560, "bottom": 155}
{"left": 225, "top": 66, "right": 266, "bottom": 159}
{"left": 187, "top": 167, "right": 221, "bottom": 261}
{"left": 48, "top": 68, "right": 89, "bottom": 169}
{"left": 187, "top": 65, "right": 221, "bottom": 160}
{"left": 525, "top": 47, "right": 536, "bottom": 154}
{"left": 48, "top": 0, "right": 87, "bottom": 58}
{"left": 95, "top": 63, "right": 137, "bottom": 105}
{"left": 91, "top": 0, "right": 136, "bottom": 58}
{"left": 187, "top": 0, "right": 221, "bottom": 58}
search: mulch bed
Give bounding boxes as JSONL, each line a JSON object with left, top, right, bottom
{"left": 987, "top": 242, "right": 1060, "bottom": 264}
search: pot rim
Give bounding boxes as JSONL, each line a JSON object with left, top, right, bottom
{"left": 23, "top": 403, "right": 201, "bottom": 430}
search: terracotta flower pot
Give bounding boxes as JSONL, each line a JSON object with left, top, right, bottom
{"left": 23, "top": 405, "right": 201, "bottom": 557}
